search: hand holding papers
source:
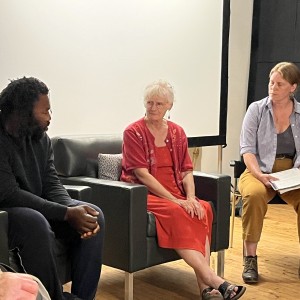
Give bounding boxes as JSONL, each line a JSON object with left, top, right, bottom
{"left": 269, "top": 168, "right": 300, "bottom": 194}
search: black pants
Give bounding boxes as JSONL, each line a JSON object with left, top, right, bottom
{"left": 3, "top": 200, "right": 105, "bottom": 300}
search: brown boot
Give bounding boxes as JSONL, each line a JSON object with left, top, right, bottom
{"left": 242, "top": 256, "right": 258, "bottom": 283}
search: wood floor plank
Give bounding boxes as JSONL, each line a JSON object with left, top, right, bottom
{"left": 64, "top": 205, "right": 299, "bottom": 299}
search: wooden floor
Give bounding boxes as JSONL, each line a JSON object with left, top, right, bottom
{"left": 64, "top": 205, "right": 300, "bottom": 299}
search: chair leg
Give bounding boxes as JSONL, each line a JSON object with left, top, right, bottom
{"left": 216, "top": 250, "right": 225, "bottom": 278}
{"left": 125, "top": 272, "right": 133, "bottom": 300}
{"left": 230, "top": 184, "right": 242, "bottom": 248}
{"left": 242, "top": 240, "right": 245, "bottom": 265}
{"left": 230, "top": 193, "right": 236, "bottom": 248}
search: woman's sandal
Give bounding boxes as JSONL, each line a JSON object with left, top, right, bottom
{"left": 218, "top": 281, "right": 246, "bottom": 300}
{"left": 202, "top": 287, "right": 223, "bottom": 300}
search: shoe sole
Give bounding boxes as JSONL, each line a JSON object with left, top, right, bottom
{"left": 243, "top": 278, "right": 258, "bottom": 284}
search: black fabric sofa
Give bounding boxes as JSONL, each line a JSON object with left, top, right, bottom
{"left": 51, "top": 134, "right": 231, "bottom": 300}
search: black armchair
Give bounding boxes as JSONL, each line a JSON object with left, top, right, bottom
{"left": 52, "top": 134, "right": 231, "bottom": 300}
{"left": 0, "top": 185, "right": 92, "bottom": 285}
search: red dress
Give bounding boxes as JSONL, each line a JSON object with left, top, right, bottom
{"left": 121, "top": 118, "right": 213, "bottom": 255}
{"left": 147, "top": 146, "right": 213, "bottom": 255}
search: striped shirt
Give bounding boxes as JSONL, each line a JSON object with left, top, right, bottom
{"left": 240, "top": 96, "right": 300, "bottom": 173}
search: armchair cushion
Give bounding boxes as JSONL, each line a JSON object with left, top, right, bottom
{"left": 147, "top": 212, "right": 157, "bottom": 237}
{"left": 98, "top": 153, "right": 122, "bottom": 181}
{"left": 52, "top": 134, "right": 123, "bottom": 178}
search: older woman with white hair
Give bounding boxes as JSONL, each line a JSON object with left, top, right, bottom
{"left": 121, "top": 80, "right": 246, "bottom": 300}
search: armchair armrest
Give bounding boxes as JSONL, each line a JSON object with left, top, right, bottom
{"left": 64, "top": 185, "right": 92, "bottom": 201}
{"left": 59, "top": 176, "right": 148, "bottom": 273}
{"left": 193, "top": 171, "right": 231, "bottom": 252}
{"left": 0, "top": 211, "right": 9, "bottom": 264}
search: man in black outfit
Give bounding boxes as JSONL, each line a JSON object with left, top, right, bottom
{"left": 0, "top": 77, "right": 105, "bottom": 300}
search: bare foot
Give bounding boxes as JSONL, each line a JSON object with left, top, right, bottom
{"left": 201, "top": 287, "right": 222, "bottom": 299}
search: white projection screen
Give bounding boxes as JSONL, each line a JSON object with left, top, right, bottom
{"left": 0, "top": 0, "right": 230, "bottom": 147}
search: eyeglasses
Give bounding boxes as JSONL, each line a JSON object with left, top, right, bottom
{"left": 145, "top": 100, "right": 167, "bottom": 110}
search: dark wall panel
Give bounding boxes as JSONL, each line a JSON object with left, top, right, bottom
{"left": 258, "top": 0, "right": 299, "bottom": 61}
{"left": 247, "top": 0, "right": 300, "bottom": 106}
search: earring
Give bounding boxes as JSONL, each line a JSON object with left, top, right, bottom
{"left": 290, "top": 92, "right": 295, "bottom": 99}
{"left": 167, "top": 110, "right": 171, "bottom": 119}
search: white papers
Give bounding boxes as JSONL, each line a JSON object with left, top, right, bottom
{"left": 269, "top": 168, "right": 300, "bottom": 194}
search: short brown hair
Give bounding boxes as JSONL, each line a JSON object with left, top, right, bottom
{"left": 269, "top": 62, "right": 300, "bottom": 87}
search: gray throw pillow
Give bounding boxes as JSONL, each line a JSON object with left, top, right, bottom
{"left": 97, "top": 153, "right": 122, "bottom": 181}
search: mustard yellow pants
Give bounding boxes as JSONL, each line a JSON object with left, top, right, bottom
{"left": 238, "top": 158, "right": 300, "bottom": 243}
